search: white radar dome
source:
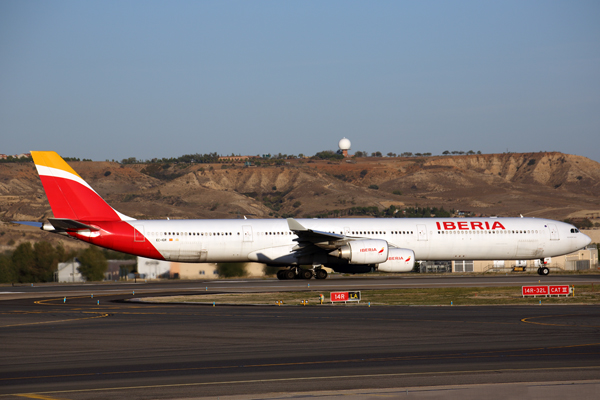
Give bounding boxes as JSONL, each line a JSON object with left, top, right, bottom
{"left": 338, "top": 137, "right": 351, "bottom": 150}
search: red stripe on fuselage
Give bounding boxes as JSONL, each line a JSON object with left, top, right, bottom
{"left": 40, "top": 176, "right": 120, "bottom": 221}
{"left": 70, "top": 221, "right": 164, "bottom": 260}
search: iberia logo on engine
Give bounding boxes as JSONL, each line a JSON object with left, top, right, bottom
{"left": 360, "top": 248, "right": 378, "bottom": 252}
{"left": 388, "top": 256, "right": 411, "bottom": 262}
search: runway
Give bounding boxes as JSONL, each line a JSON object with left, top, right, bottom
{"left": 1, "top": 276, "right": 599, "bottom": 399}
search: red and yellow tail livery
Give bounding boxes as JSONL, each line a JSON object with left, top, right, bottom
{"left": 31, "top": 151, "right": 132, "bottom": 222}
{"left": 30, "top": 151, "right": 163, "bottom": 259}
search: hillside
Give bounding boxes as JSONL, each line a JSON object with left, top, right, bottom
{"left": 1, "top": 152, "right": 599, "bottom": 250}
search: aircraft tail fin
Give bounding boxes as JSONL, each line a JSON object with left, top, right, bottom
{"left": 31, "top": 151, "right": 133, "bottom": 222}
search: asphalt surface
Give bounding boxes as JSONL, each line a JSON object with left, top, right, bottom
{"left": 2, "top": 273, "right": 600, "bottom": 300}
{"left": 1, "top": 275, "right": 599, "bottom": 399}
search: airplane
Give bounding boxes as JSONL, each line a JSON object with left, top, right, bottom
{"left": 17, "top": 151, "right": 592, "bottom": 279}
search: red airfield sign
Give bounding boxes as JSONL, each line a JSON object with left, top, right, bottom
{"left": 522, "top": 286, "right": 549, "bottom": 296}
{"left": 330, "top": 292, "right": 349, "bottom": 302}
{"left": 522, "top": 285, "right": 571, "bottom": 297}
{"left": 549, "top": 285, "right": 570, "bottom": 295}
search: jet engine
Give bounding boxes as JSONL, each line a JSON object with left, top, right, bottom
{"left": 329, "top": 239, "right": 388, "bottom": 264}
{"left": 377, "top": 248, "right": 415, "bottom": 272}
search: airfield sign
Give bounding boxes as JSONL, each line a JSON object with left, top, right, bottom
{"left": 330, "top": 291, "right": 361, "bottom": 303}
{"left": 522, "top": 285, "right": 572, "bottom": 297}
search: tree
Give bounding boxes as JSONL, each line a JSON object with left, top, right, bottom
{"left": 442, "top": 150, "right": 450, "bottom": 155}
{"left": 12, "top": 242, "right": 36, "bottom": 282}
{"left": 217, "top": 263, "right": 247, "bottom": 277}
{"left": 78, "top": 246, "right": 108, "bottom": 281}
{"left": 387, "top": 152, "right": 396, "bottom": 157}
{"left": 0, "top": 253, "right": 17, "bottom": 283}
{"left": 33, "top": 241, "right": 58, "bottom": 282}
{"left": 313, "top": 150, "right": 344, "bottom": 161}
{"left": 467, "top": 150, "right": 475, "bottom": 155}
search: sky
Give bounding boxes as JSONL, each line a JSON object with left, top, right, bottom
{"left": 1, "top": 1, "right": 599, "bottom": 162}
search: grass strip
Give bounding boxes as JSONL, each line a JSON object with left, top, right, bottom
{"left": 141, "top": 285, "right": 599, "bottom": 306}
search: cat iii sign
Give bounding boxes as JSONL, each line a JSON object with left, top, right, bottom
{"left": 330, "top": 291, "right": 361, "bottom": 303}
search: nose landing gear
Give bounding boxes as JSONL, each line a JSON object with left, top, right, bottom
{"left": 537, "top": 266, "right": 550, "bottom": 276}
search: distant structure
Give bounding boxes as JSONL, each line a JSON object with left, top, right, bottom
{"left": 0, "top": 153, "right": 31, "bottom": 160}
{"left": 218, "top": 155, "right": 258, "bottom": 162}
{"left": 338, "top": 137, "right": 351, "bottom": 157}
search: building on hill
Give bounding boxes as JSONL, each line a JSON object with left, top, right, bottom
{"left": 338, "top": 137, "right": 351, "bottom": 157}
{"left": 218, "top": 155, "right": 258, "bottom": 162}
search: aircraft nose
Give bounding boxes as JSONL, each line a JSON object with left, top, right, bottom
{"left": 581, "top": 233, "right": 592, "bottom": 248}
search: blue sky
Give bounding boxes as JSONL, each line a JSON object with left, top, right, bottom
{"left": 1, "top": 1, "right": 599, "bottom": 161}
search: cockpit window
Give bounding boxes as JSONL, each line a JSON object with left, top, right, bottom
{"left": 570, "top": 228, "right": 580, "bottom": 233}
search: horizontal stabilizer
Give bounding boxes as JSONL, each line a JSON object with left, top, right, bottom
{"left": 12, "top": 221, "right": 43, "bottom": 228}
{"left": 48, "top": 218, "right": 100, "bottom": 231}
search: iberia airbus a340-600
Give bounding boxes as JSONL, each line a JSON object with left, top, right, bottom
{"left": 17, "top": 151, "right": 591, "bottom": 279}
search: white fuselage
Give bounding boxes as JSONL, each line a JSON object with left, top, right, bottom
{"left": 131, "top": 217, "right": 591, "bottom": 265}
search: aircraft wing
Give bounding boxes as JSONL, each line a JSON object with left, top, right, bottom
{"left": 286, "top": 217, "right": 402, "bottom": 251}
{"left": 287, "top": 218, "right": 347, "bottom": 250}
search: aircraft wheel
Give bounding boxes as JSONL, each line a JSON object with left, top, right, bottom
{"left": 285, "top": 269, "right": 296, "bottom": 280}
{"left": 301, "top": 269, "right": 312, "bottom": 280}
{"left": 315, "top": 269, "right": 328, "bottom": 279}
{"left": 541, "top": 267, "right": 550, "bottom": 276}
{"left": 277, "top": 270, "right": 286, "bottom": 280}
{"left": 537, "top": 268, "right": 542, "bottom": 275}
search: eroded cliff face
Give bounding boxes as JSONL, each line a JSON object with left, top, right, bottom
{"left": 425, "top": 152, "right": 600, "bottom": 190}
{"left": 1, "top": 152, "right": 599, "bottom": 228}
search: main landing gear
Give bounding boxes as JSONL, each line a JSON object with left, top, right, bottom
{"left": 537, "top": 266, "right": 550, "bottom": 276}
{"left": 276, "top": 267, "right": 328, "bottom": 280}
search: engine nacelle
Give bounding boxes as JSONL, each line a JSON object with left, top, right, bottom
{"left": 330, "top": 239, "right": 388, "bottom": 264}
{"left": 377, "top": 248, "right": 415, "bottom": 272}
